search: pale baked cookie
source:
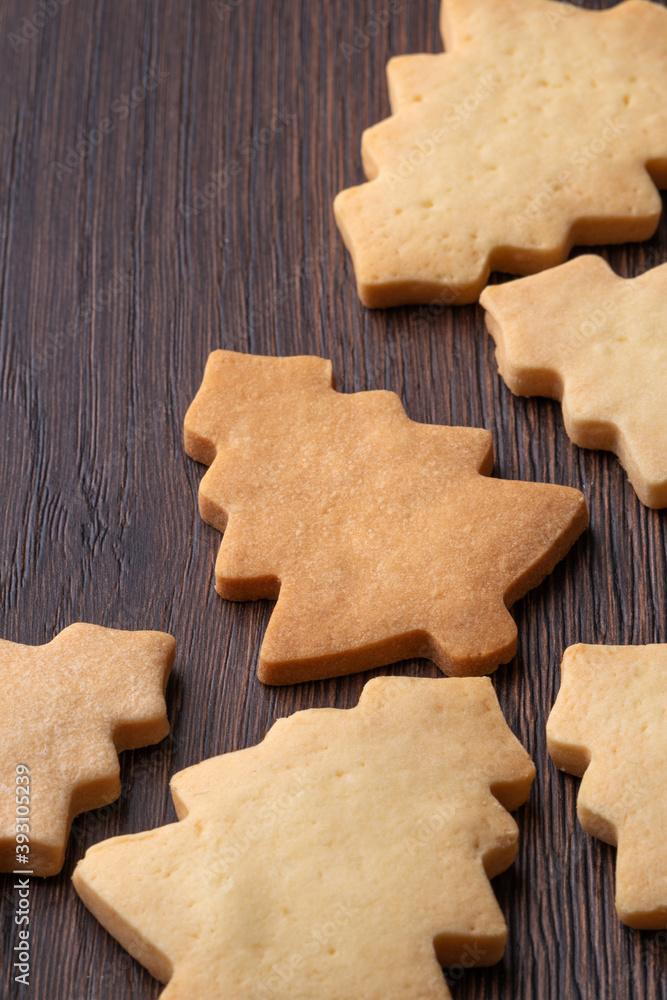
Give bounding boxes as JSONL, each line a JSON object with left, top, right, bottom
{"left": 184, "top": 350, "right": 588, "bottom": 684}
{"left": 73, "top": 676, "right": 535, "bottom": 1000}
{"left": 334, "top": 0, "right": 667, "bottom": 308}
{"left": 547, "top": 643, "right": 667, "bottom": 929}
{"left": 0, "top": 623, "right": 174, "bottom": 876}
{"left": 481, "top": 255, "right": 667, "bottom": 508}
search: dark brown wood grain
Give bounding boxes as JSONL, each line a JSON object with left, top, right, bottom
{"left": 1, "top": 0, "right": 666, "bottom": 997}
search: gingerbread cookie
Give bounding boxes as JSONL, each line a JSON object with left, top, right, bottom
{"left": 0, "top": 623, "right": 174, "bottom": 876}
{"left": 547, "top": 643, "right": 667, "bottom": 929}
{"left": 481, "top": 255, "right": 667, "bottom": 508}
{"left": 334, "top": 0, "right": 667, "bottom": 307}
{"left": 73, "top": 676, "right": 535, "bottom": 999}
{"left": 184, "top": 350, "right": 588, "bottom": 684}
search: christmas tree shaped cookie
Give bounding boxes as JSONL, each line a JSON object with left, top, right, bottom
{"left": 547, "top": 643, "right": 667, "bottom": 929}
{"left": 334, "top": 0, "right": 667, "bottom": 307}
{"left": 0, "top": 623, "right": 174, "bottom": 876}
{"left": 73, "top": 676, "right": 535, "bottom": 1000}
{"left": 481, "top": 255, "right": 667, "bottom": 508}
{"left": 184, "top": 350, "right": 587, "bottom": 684}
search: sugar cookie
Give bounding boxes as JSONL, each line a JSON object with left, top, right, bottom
{"left": 184, "top": 350, "right": 588, "bottom": 684}
{"left": 74, "top": 676, "right": 535, "bottom": 999}
{"left": 0, "top": 624, "right": 174, "bottom": 876}
{"left": 481, "top": 255, "right": 667, "bottom": 507}
{"left": 334, "top": 0, "right": 667, "bottom": 307}
{"left": 547, "top": 643, "right": 667, "bottom": 929}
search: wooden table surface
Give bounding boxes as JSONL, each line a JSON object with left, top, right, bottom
{"left": 1, "top": 0, "right": 666, "bottom": 997}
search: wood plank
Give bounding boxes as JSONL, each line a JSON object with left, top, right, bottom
{"left": 1, "top": 0, "right": 665, "bottom": 996}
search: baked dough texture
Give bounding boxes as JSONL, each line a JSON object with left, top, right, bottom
{"left": 184, "top": 350, "right": 588, "bottom": 684}
{"left": 73, "top": 676, "right": 535, "bottom": 1000}
{"left": 547, "top": 643, "right": 667, "bottom": 929}
{"left": 334, "top": 0, "right": 667, "bottom": 307}
{"left": 481, "top": 255, "right": 667, "bottom": 508}
{"left": 0, "top": 623, "right": 174, "bottom": 876}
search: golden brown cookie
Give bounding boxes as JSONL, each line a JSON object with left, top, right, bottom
{"left": 73, "top": 676, "right": 535, "bottom": 1000}
{"left": 184, "top": 350, "right": 588, "bottom": 685}
{"left": 481, "top": 255, "right": 667, "bottom": 508}
{"left": 334, "top": 0, "right": 667, "bottom": 307}
{"left": 547, "top": 643, "right": 667, "bottom": 929}
{"left": 0, "top": 623, "right": 174, "bottom": 877}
